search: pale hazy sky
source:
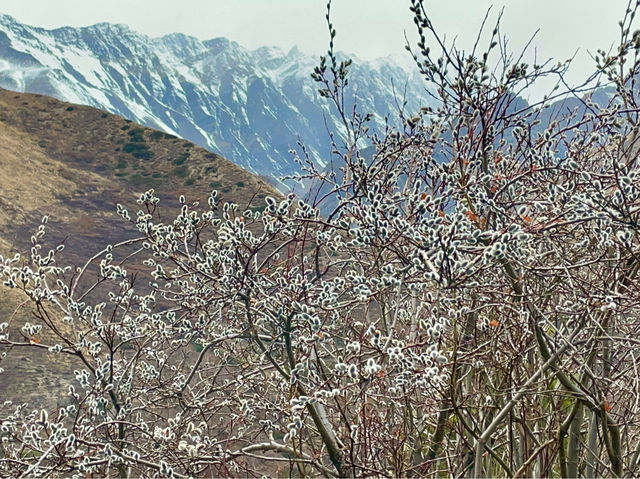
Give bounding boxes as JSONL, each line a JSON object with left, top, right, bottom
{"left": 0, "top": 1, "right": 631, "bottom": 90}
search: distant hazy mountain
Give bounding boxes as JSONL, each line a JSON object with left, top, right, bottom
{"left": 0, "top": 14, "right": 431, "bottom": 188}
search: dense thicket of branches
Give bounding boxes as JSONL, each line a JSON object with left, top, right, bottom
{"left": 1, "top": 1, "right": 640, "bottom": 477}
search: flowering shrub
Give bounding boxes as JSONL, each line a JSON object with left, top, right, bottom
{"left": 2, "top": 1, "right": 640, "bottom": 477}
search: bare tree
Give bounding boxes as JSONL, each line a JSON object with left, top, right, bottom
{"left": 1, "top": 1, "right": 640, "bottom": 477}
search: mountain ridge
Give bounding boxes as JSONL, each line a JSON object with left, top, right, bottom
{"left": 0, "top": 13, "right": 431, "bottom": 187}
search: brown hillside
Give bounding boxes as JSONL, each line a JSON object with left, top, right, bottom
{"left": 0, "top": 88, "right": 281, "bottom": 407}
{"left": 0, "top": 87, "right": 280, "bottom": 253}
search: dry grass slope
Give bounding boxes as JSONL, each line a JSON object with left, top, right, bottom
{"left": 0, "top": 87, "right": 281, "bottom": 408}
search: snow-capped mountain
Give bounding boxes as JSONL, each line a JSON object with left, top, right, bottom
{"left": 0, "top": 14, "right": 430, "bottom": 186}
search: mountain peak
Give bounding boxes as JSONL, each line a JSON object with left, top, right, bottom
{"left": 203, "top": 37, "right": 239, "bottom": 53}
{"left": 160, "top": 31, "right": 197, "bottom": 42}
{"left": 79, "top": 21, "right": 141, "bottom": 39}
{"left": 287, "top": 45, "right": 302, "bottom": 57}
{"left": 87, "top": 21, "right": 132, "bottom": 32}
{"left": 0, "top": 13, "right": 17, "bottom": 25}
{"left": 254, "top": 45, "right": 286, "bottom": 58}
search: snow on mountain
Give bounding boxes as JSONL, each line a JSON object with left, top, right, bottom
{"left": 0, "top": 14, "right": 431, "bottom": 187}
